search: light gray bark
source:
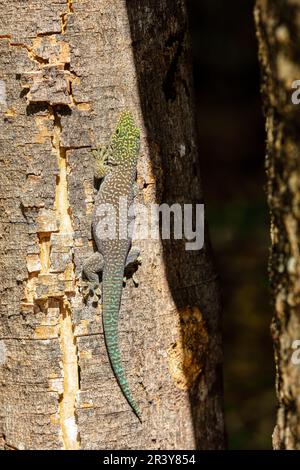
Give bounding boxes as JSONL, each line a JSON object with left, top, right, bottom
{"left": 0, "top": 0, "right": 225, "bottom": 449}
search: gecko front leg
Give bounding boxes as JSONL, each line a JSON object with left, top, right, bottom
{"left": 92, "top": 146, "right": 110, "bottom": 180}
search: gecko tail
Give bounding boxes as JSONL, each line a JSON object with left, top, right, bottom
{"left": 102, "top": 267, "right": 141, "bottom": 421}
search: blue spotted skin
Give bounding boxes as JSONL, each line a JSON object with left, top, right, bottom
{"left": 92, "top": 111, "right": 141, "bottom": 419}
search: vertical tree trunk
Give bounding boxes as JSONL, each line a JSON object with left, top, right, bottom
{"left": 255, "top": 0, "right": 300, "bottom": 450}
{"left": 0, "top": 0, "right": 225, "bottom": 449}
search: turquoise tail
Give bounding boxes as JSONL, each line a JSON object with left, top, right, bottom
{"left": 102, "top": 263, "right": 141, "bottom": 421}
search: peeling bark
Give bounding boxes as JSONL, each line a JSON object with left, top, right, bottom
{"left": 0, "top": 0, "right": 225, "bottom": 449}
{"left": 255, "top": 0, "right": 300, "bottom": 450}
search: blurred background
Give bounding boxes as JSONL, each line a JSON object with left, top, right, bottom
{"left": 187, "top": 0, "right": 276, "bottom": 449}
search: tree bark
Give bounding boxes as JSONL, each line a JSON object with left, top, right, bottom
{"left": 255, "top": 0, "right": 300, "bottom": 450}
{"left": 0, "top": 0, "right": 225, "bottom": 449}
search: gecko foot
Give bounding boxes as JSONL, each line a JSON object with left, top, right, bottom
{"left": 81, "top": 251, "right": 104, "bottom": 303}
{"left": 80, "top": 281, "right": 102, "bottom": 304}
{"left": 92, "top": 146, "right": 109, "bottom": 180}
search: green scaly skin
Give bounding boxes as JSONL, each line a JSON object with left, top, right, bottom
{"left": 83, "top": 111, "right": 141, "bottom": 420}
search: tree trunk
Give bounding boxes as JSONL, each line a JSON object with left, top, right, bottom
{"left": 0, "top": 0, "right": 225, "bottom": 449}
{"left": 255, "top": 0, "right": 300, "bottom": 450}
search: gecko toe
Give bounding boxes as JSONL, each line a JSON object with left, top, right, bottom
{"left": 95, "top": 285, "right": 101, "bottom": 296}
{"left": 81, "top": 280, "right": 101, "bottom": 303}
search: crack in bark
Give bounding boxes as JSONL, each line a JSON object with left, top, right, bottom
{"left": 61, "top": 0, "right": 74, "bottom": 34}
{"left": 58, "top": 300, "right": 80, "bottom": 449}
{"left": 8, "top": 40, "right": 49, "bottom": 65}
{"left": 51, "top": 106, "right": 80, "bottom": 449}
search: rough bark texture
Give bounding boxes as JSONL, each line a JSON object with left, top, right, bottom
{"left": 0, "top": 0, "right": 225, "bottom": 449}
{"left": 255, "top": 0, "right": 300, "bottom": 450}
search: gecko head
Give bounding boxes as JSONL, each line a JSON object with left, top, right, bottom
{"left": 109, "top": 111, "right": 140, "bottom": 165}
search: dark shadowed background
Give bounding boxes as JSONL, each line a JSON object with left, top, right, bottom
{"left": 187, "top": 0, "right": 275, "bottom": 449}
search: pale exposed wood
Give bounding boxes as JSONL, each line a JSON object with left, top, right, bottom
{"left": 0, "top": 0, "right": 225, "bottom": 449}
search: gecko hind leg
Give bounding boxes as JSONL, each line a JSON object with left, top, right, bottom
{"left": 124, "top": 248, "right": 141, "bottom": 286}
{"left": 126, "top": 248, "right": 140, "bottom": 267}
{"left": 82, "top": 252, "right": 104, "bottom": 302}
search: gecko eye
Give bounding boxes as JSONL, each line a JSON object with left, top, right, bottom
{"left": 116, "top": 128, "right": 120, "bottom": 134}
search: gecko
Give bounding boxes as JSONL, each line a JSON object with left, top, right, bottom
{"left": 82, "top": 111, "right": 141, "bottom": 420}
